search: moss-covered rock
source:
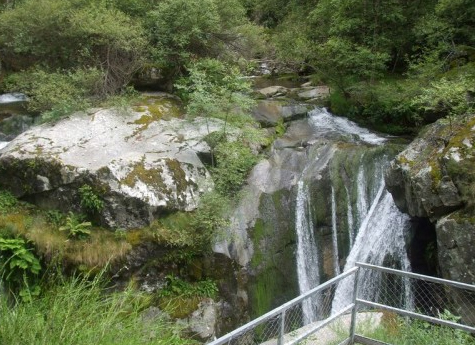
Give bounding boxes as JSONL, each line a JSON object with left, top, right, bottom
{"left": 386, "top": 114, "right": 475, "bottom": 318}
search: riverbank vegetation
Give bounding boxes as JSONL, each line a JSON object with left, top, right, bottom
{"left": 1, "top": 0, "right": 473, "bottom": 134}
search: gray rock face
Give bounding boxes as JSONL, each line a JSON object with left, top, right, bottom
{"left": 297, "top": 86, "right": 330, "bottom": 100}
{"left": 184, "top": 298, "right": 218, "bottom": 341}
{"left": 385, "top": 119, "right": 466, "bottom": 220}
{"left": 385, "top": 114, "right": 475, "bottom": 292}
{"left": 251, "top": 100, "right": 313, "bottom": 127}
{"left": 436, "top": 213, "right": 475, "bottom": 325}
{"left": 257, "top": 86, "right": 289, "bottom": 98}
{"left": 0, "top": 95, "right": 219, "bottom": 228}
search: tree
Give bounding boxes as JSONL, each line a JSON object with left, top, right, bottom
{"left": 0, "top": 0, "right": 146, "bottom": 97}
{"left": 146, "top": 0, "right": 249, "bottom": 77}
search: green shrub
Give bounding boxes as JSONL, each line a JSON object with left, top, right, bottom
{"left": 0, "top": 236, "right": 41, "bottom": 301}
{"left": 0, "top": 0, "right": 145, "bottom": 97}
{"left": 158, "top": 275, "right": 218, "bottom": 299}
{"left": 3, "top": 67, "right": 101, "bottom": 121}
{"left": 213, "top": 141, "right": 258, "bottom": 194}
{"left": 0, "top": 190, "right": 17, "bottom": 213}
{"left": 59, "top": 212, "right": 92, "bottom": 239}
{"left": 78, "top": 184, "right": 104, "bottom": 215}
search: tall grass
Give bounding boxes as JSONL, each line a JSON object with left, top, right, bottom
{"left": 0, "top": 272, "right": 196, "bottom": 345}
{"left": 361, "top": 311, "right": 475, "bottom": 345}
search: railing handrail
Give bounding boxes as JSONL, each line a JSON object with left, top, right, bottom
{"left": 208, "top": 263, "right": 475, "bottom": 345}
{"left": 356, "top": 262, "right": 475, "bottom": 292}
{"left": 208, "top": 267, "right": 358, "bottom": 345}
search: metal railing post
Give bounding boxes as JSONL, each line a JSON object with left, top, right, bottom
{"left": 349, "top": 266, "right": 361, "bottom": 344}
{"left": 278, "top": 309, "right": 286, "bottom": 345}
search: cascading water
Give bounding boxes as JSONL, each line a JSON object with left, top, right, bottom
{"left": 292, "top": 107, "right": 412, "bottom": 320}
{"left": 331, "top": 185, "right": 413, "bottom": 313}
{"left": 295, "top": 180, "right": 321, "bottom": 324}
{"left": 331, "top": 187, "right": 341, "bottom": 276}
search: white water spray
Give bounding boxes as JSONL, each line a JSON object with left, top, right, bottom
{"left": 295, "top": 180, "right": 320, "bottom": 324}
{"left": 332, "top": 185, "right": 413, "bottom": 313}
{"left": 331, "top": 187, "right": 341, "bottom": 276}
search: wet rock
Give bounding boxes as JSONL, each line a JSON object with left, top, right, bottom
{"left": 297, "top": 86, "right": 330, "bottom": 100}
{"left": 251, "top": 100, "right": 313, "bottom": 127}
{"left": 257, "top": 86, "right": 289, "bottom": 98}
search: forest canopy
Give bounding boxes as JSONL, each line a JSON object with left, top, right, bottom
{"left": 0, "top": 0, "right": 473, "bottom": 133}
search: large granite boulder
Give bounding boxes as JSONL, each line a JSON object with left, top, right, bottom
{"left": 0, "top": 94, "right": 221, "bottom": 228}
{"left": 385, "top": 114, "right": 475, "bottom": 287}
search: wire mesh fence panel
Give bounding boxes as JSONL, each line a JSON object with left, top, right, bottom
{"left": 357, "top": 266, "right": 475, "bottom": 328}
{"left": 210, "top": 265, "right": 475, "bottom": 345}
{"left": 355, "top": 265, "right": 475, "bottom": 345}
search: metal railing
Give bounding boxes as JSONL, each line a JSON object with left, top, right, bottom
{"left": 208, "top": 262, "right": 475, "bottom": 345}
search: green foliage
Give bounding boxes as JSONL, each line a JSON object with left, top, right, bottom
{"left": 0, "top": 0, "right": 145, "bottom": 111}
{"left": 158, "top": 275, "right": 218, "bottom": 299}
{"left": 146, "top": 0, "right": 247, "bottom": 74}
{"left": 0, "top": 190, "right": 17, "bottom": 213}
{"left": 0, "top": 272, "right": 192, "bottom": 345}
{"left": 0, "top": 236, "right": 41, "bottom": 301}
{"left": 59, "top": 212, "right": 92, "bottom": 239}
{"left": 412, "top": 74, "right": 475, "bottom": 118}
{"left": 213, "top": 141, "right": 258, "bottom": 194}
{"left": 364, "top": 311, "right": 475, "bottom": 345}
{"left": 3, "top": 67, "right": 100, "bottom": 120}
{"left": 176, "top": 58, "right": 255, "bottom": 129}
{"left": 78, "top": 184, "right": 104, "bottom": 214}
{"left": 45, "top": 210, "right": 65, "bottom": 227}
{"left": 190, "top": 191, "right": 230, "bottom": 244}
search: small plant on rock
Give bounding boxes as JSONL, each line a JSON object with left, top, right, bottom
{"left": 59, "top": 212, "right": 92, "bottom": 239}
{"left": 78, "top": 184, "right": 104, "bottom": 215}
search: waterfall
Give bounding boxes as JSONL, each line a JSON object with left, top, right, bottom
{"left": 331, "top": 186, "right": 412, "bottom": 313}
{"left": 295, "top": 180, "right": 320, "bottom": 324}
{"left": 291, "top": 108, "right": 412, "bottom": 321}
{"left": 331, "top": 187, "right": 341, "bottom": 276}
{"left": 345, "top": 185, "right": 354, "bottom": 248}
{"left": 356, "top": 165, "right": 368, "bottom": 227}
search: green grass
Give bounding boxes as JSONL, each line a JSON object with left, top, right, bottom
{"left": 0, "top": 272, "right": 196, "bottom": 345}
{"left": 360, "top": 311, "right": 475, "bottom": 345}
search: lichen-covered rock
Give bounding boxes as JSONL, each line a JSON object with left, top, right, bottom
{"left": 386, "top": 114, "right": 475, "bottom": 319}
{"left": 436, "top": 212, "right": 475, "bottom": 324}
{"left": 437, "top": 212, "right": 475, "bottom": 284}
{"left": 385, "top": 116, "right": 475, "bottom": 220}
{"left": 0, "top": 94, "right": 219, "bottom": 228}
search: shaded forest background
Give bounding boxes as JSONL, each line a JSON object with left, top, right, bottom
{"left": 0, "top": 0, "right": 474, "bottom": 132}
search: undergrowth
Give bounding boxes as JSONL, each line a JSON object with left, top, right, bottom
{"left": 0, "top": 271, "right": 195, "bottom": 345}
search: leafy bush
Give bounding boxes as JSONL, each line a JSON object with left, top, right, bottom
{"left": 59, "top": 212, "right": 92, "bottom": 239}
{"left": 0, "top": 0, "right": 145, "bottom": 109}
{"left": 146, "top": 0, "right": 247, "bottom": 74}
{"left": 213, "top": 141, "right": 258, "bottom": 194}
{"left": 0, "top": 190, "right": 17, "bottom": 213}
{"left": 158, "top": 275, "right": 218, "bottom": 299}
{"left": 176, "top": 58, "right": 255, "bottom": 129}
{"left": 190, "top": 191, "right": 230, "bottom": 244}
{"left": 0, "top": 236, "right": 41, "bottom": 301}
{"left": 3, "top": 67, "right": 101, "bottom": 121}
{"left": 78, "top": 184, "right": 104, "bottom": 215}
